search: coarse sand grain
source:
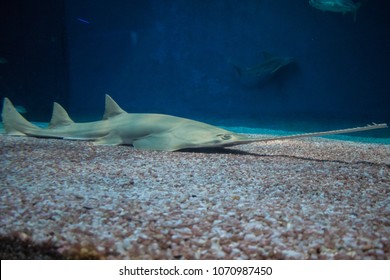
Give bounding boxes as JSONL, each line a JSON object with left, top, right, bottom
{"left": 0, "top": 135, "right": 389, "bottom": 259}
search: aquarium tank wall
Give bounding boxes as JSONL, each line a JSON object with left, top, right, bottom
{"left": 1, "top": 0, "right": 390, "bottom": 133}
{"left": 0, "top": 0, "right": 68, "bottom": 117}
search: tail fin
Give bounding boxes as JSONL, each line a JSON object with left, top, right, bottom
{"left": 1, "top": 97, "right": 39, "bottom": 135}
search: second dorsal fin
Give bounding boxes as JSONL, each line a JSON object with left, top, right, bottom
{"left": 49, "top": 102, "right": 74, "bottom": 128}
{"left": 103, "top": 94, "right": 127, "bottom": 120}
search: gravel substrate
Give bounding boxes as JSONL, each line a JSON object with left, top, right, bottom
{"left": 0, "top": 134, "right": 389, "bottom": 259}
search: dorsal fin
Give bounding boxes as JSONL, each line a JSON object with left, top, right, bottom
{"left": 103, "top": 94, "right": 126, "bottom": 120}
{"left": 262, "top": 51, "right": 274, "bottom": 60}
{"left": 48, "top": 102, "right": 74, "bottom": 128}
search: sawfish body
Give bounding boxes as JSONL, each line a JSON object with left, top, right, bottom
{"left": 1, "top": 95, "right": 387, "bottom": 151}
{"left": 2, "top": 96, "right": 251, "bottom": 151}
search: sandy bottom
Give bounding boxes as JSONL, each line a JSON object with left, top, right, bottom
{"left": 0, "top": 135, "right": 389, "bottom": 259}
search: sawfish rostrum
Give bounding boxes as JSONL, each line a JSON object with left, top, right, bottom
{"left": 1, "top": 96, "right": 387, "bottom": 151}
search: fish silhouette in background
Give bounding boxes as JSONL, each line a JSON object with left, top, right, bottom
{"left": 229, "top": 52, "right": 294, "bottom": 78}
{"left": 309, "top": 0, "right": 363, "bottom": 21}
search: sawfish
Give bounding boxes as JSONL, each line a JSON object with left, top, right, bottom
{"left": 1, "top": 95, "right": 387, "bottom": 151}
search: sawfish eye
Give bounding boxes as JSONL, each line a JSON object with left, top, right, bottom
{"left": 218, "top": 134, "right": 232, "bottom": 140}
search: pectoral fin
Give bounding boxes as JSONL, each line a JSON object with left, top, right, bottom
{"left": 94, "top": 132, "right": 123, "bottom": 145}
{"left": 132, "top": 133, "right": 182, "bottom": 151}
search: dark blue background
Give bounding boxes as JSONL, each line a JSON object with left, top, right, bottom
{"left": 1, "top": 0, "right": 389, "bottom": 133}
{"left": 65, "top": 0, "right": 390, "bottom": 129}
